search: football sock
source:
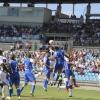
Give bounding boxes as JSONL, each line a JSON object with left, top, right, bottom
{"left": 31, "top": 84, "right": 35, "bottom": 93}
{"left": 17, "top": 88, "right": 20, "bottom": 97}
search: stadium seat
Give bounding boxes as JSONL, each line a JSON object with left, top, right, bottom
{"left": 74, "top": 71, "right": 78, "bottom": 75}
{"left": 77, "top": 75, "right": 82, "bottom": 81}
{"left": 92, "top": 78, "right": 98, "bottom": 82}
{"left": 75, "top": 76, "right": 78, "bottom": 80}
{"left": 78, "top": 77, "right": 82, "bottom": 81}
{"left": 82, "top": 77, "right": 85, "bottom": 81}
{"left": 85, "top": 76, "right": 89, "bottom": 81}
{"left": 95, "top": 73, "right": 99, "bottom": 76}
{"left": 89, "top": 78, "right": 93, "bottom": 82}
{"left": 54, "top": 73, "right": 57, "bottom": 79}
{"left": 81, "top": 75, "right": 85, "bottom": 78}
{"left": 62, "top": 73, "right": 65, "bottom": 78}
{"left": 84, "top": 70, "right": 88, "bottom": 73}
{"left": 91, "top": 73, "right": 94, "bottom": 76}
{"left": 88, "top": 73, "right": 92, "bottom": 76}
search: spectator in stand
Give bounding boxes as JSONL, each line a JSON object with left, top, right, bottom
{"left": 25, "top": 41, "right": 28, "bottom": 50}
{"left": 39, "top": 42, "right": 43, "bottom": 52}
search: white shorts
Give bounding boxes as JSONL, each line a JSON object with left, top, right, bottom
{"left": 50, "top": 61, "right": 55, "bottom": 68}
{"left": 63, "top": 78, "right": 72, "bottom": 86}
{"left": 0, "top": 70, "right": 6, "bottom": 84}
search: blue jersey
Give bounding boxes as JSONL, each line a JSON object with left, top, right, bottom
{"left": 43, "top": 56, "right": 50, "bottom": 68}
{"left": 64, "top": 61, "right": 71, "bottom": 71}
{"left": 24, "top": 58, "right": 33, "bottom": 72}
{"left": 43, "top": 56, "right": 50, "bottom": 76}
{"left": 24, "top": 58, "right": 36, "bottom": 83}
{"left": 9, "top": 60, "right": 19, "bottom": 76}
{"left": 55, "top": 50, "right": 64, "bottom": 62}
{"left": 64, "top": 60, "right": 73, "bottom": 78}
{"left": 9, "top": 60, "right": 20, "bottom": 86}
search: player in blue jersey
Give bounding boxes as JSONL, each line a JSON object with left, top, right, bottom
{"left": 6, "top": 65, "right": 16, "bottom": 98}
{"left": 20, "top": 53, "right": 36, "bottom": 97}
{"left": 64, "top": 58, "right": 73, "bottom": 94}
{"left": 7, "top": 54, "right": 21, "bottom": 100}
{"left": 65, "top": 55, "right": 79, "bottom": 88}
{"left": 42, "top": 51, "right": 51, "bottom": 91}
{"left": 54, "top": 47, "right": 65, "bottom": 85}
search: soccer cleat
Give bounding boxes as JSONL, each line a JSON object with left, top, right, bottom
{"left": 7, "top": 97, "right": 11, "bottom": 100}
{"left": 74, "top": 85, "right": 79, "bottom": 88}
{"left": 42, "top": 86, "right": 47, "bottom": 92}
{"left": 69, "top": 95, "right": 72, "bottom": 97}
{"left": 2, "top": 98, "right": 5, "bottom": 100}
{"left": 65, "top": 88, "right": 69, "bottom": 92}
{"left": 18, "top": 96, "right": 21, "bottom": 100}
{"left": 30, "top": 92, "right": 34, "bottom": 97}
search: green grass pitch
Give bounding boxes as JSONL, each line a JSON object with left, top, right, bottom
{"left": 5, "top": 85, "right": 100, "bottom": 100}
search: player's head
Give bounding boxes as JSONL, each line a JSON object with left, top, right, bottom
{"left": 10, "top": 54, "right": 15, "bottom": 60}
{"left": 27, "top": 53, "right": 31, "bottom": 58}
{"left": 0, "top": 50, "right": 2, "bottom": 55}
{"left": 49, "top": 46, "right": 53, "bottom": 50}
{"left": 45, "top": 51, "right": 50, "bottom": 57}
{"left": 55, "top": 46, "right": 59, "bottom": 51}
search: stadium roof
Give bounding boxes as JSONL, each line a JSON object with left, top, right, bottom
{"left": 1, "top": 0, "right": 100, "bottom": 4}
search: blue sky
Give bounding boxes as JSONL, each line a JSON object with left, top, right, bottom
{"left": 0, "top": 3, "right": 100, "bottom": 18}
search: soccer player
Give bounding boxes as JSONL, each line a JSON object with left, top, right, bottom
{"left": 20, "top": 53, "right": 36, "bottom": 97}
{"left": 42, "top": 51, "right": 51, "bottom": 91}
{"left": 49, "top": 46, "right": 55, "bottom": 86}
{"left": 64, "top": 55, "right": 79, "bottom": 88}
{"left": 57, "top": 57, "right": 73, "bottom": 97}
{"left": 54, "top": 47, "right": 65, "bottom": 85}
{"left": 0, "top": 50, "right": 10, "bottom": 100}
{"left": 7, "top": 54, "right": 21, "bottom": 100}
{"left": 6, "top": 65, "right": 16, "bottom": 98}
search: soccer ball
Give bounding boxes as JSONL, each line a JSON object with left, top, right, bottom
{"left": 49, "top": 40, "right": 54, "bottom": 45}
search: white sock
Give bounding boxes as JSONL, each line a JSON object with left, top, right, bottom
{"left": 2, "top": 86, "right": 5, "bottom": 98}
{"left": 68, "top": 80, "right": 72, "bottom": 86}
{"left": 50, "top": 72, "right": 54, "bottom": 83}
{"left": 69, "top": 89, "right": 72, "bottom": 96}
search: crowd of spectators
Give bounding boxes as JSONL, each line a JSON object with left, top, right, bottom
{"left": 69, "top": 49, "right": 100, "bottom": 75}
{"left": 73, "top": 19, "right": 100, "bottom": 46}
{"left": 0, "top": 21, "right": 82, "bottom": 37}
{"left": 1, "top": 19, "right": 100, "bottom": 46}
{"left": 2, "top": 48, "right": 100, "bottom": 76}
{"left": 3, "top": 50, "right": 45, "bottom": 73}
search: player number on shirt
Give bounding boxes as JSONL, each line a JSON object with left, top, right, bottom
{"left": 15, "top": 64, "right": 18, "bottom": 72}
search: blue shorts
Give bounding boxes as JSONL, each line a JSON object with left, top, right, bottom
{"left": 6, "top": 77, "right": 10, "bottom": 85}
{"left": 24, "top": 71, "right": 36, "bottom": 83}
{"left": 44, "top": 66, "right": 50, "bottom": 76}
{"left": 10, "top": 75, "right": 20, "bottom": 86}
{"left": 55, "top": 61, "right": 64, "bottom": 71}
{"left": 65, "top": 70, "right": 73, "bottom": 78}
